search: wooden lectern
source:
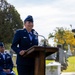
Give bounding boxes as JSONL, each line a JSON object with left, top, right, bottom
{"left": 24, "top": 45, "right": 59, "bottom": 75}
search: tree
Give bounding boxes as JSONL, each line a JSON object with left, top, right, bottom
{"left": 48, "top": 27, "right": 75, "bottom": 51}
{"left": 0, "top": 0, "right": 23, "bottom": 48}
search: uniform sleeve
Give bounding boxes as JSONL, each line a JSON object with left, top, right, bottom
{"left": 9, "top": 56, "right": 14, "bottom": 71}
{"left": 7, "top": 54, "right": 14, "bottom": 71}
{"left": 11, "top": 30, "right": 21, "bottom": 54}
{"left": 0, "top": 66, "right": 3, "bottom": 71}
{"left": 0, "top": 54, "right": 3, "bottom": 71}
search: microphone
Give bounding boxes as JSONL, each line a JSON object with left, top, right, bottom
{"left": 33, "top": 29, "right": 46, "bottom": 46}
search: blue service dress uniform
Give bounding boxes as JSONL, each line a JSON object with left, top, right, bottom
{"left": 0, "top": 53, "right": 15, "bottom": 75}
{"left": 11, "top": 28, "right": 38, "bottom": 75}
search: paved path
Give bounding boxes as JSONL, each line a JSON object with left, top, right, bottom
{"left": 61, "top": 72, "right": 75, "bottom": 75}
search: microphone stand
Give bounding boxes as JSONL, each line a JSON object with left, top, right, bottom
{"left": 38, "top": 35, "right": 46, "bottom": 46}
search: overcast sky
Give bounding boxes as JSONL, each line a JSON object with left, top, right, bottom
{"left": 7, "top": 0, "right": 75, "bottom": 46}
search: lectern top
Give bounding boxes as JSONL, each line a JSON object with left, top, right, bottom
{"left": 23, "top": 45, "right": 59, "bottom": 57}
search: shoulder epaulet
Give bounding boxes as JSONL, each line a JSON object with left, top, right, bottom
{"left": 16, "top": 29, "right": 23, "bottom": 32}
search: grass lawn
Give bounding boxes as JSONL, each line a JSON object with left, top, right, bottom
{"left": 13, "top": 67, "right": 18, "bottom": 75}
{"left": 63, "top": 56, "right": 75, "bottom": 72}
{"left": 13, "top": 56, "right": 75, "bottom": 75}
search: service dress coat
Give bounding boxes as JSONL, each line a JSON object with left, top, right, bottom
{"left": 0, "top": 53, "right": 13, "bottom": 71}
{"left": 11, "top": 28, "right": 38, "bottom": 65}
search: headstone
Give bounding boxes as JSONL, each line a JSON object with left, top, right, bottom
{"left": 67, "top": 44, "right": 72, "bottom": 57}
{"left": 46, "top": 53, "right": 56, "bottom": 60}
{"left": 46, "top": 62, "right": 61, "bottom": 75}
{"left": 56, "top": 45, "right": 68, "bottom": 70}
{"left": 59, "top": 48, "right": 68, "bottom": 70}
